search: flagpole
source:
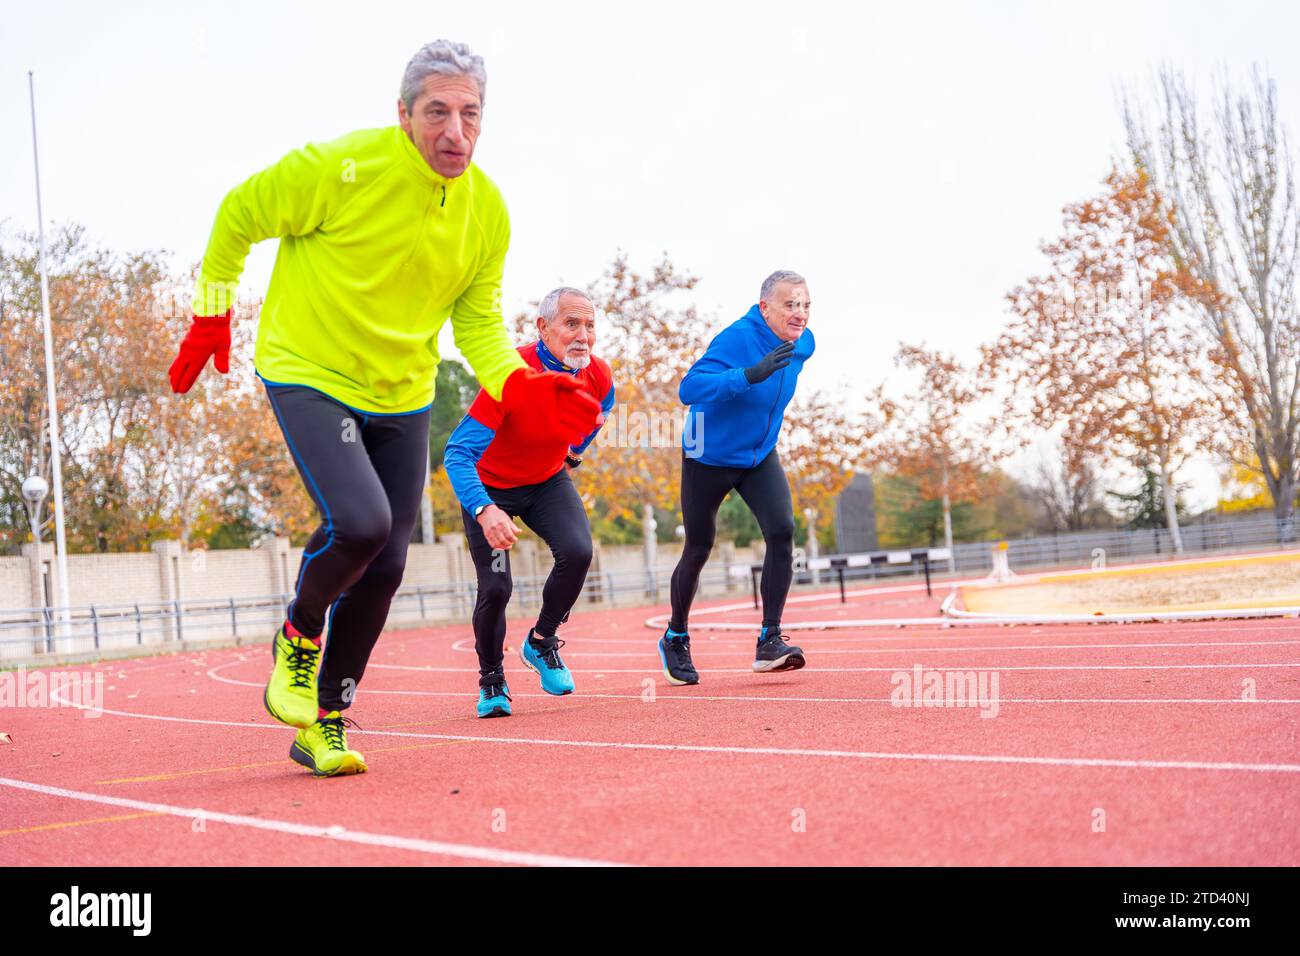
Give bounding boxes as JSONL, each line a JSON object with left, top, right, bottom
{"left": 28, "top": 71, "right": 73, "bottom": 644}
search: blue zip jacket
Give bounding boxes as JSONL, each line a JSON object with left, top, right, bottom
{"left": 679, "top": 305, "right": 814, "bottom": 467}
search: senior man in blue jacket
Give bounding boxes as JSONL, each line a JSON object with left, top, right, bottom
{"left": 657, "top": 270, "right": 816, "bottom": 685}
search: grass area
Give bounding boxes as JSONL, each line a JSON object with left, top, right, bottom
{"left": 961, "top": 553, "right": 1300, "bottom": 615}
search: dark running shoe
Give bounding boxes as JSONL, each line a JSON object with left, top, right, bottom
{"left": 658, "top": 630, "right": 700, "bottom": 685}
{"left": 753, "top": 627, "right": 806, "bottom": 673}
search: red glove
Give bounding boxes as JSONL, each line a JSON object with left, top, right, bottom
{"left": 501, "top": 367, "right": 601, "bottom": 446}
{"left": 168, "top": 311, "right": 232, "bottom": 393}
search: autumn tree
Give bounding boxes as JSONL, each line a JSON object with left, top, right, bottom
{"left": 0, "top": 225, "right": 176, "bottom": 553}
{"left": 985, "top": 168, "right": 1210, "bottom": 554}
{"left": 874, "top": 467, "right": 1045, "bottom": 548}
{"left": 421, "top": 358, "right": 481, "bottom": 540}
{"left": 507, "top": 253, "right": 879, "bottom": 556}
{"left": 878, "top": 344, "right": 998, "bottom": 566}
{"left": 508, "top": 254, "right": 708, "bottom": 547}
{"left": 779, "top": 385, "right": 889, "bottom": 555}
{"left": 0, "top": 225, "right": 313, "bottom": 553}
{"left": 1124, "top": 67, "right": 1300, "bottom": 522}
{"left": 575, "top": 254, "right": 709, "bottom": 538}
{"left": 1216, "top": 458, "right": 1276, "bottom": 514}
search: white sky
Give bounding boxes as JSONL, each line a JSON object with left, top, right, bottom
{"left": 4, "top": 0, "right": 1298, "bottom": 511}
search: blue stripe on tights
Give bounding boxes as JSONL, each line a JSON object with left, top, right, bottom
{"left": 264, "top": 386, "right": 336, "bottom": 625}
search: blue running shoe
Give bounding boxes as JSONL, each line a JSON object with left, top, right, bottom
{"left": 519, "top": 630, "right": 574, "bottom": 695}
{"left": 476, "top": 679, "right": 512, "bottom": 718}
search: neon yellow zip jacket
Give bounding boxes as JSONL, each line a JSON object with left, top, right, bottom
{"left": 193, "top": 126, "right": 526, "bottom": 413}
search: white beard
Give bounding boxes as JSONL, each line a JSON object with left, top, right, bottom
{"left": 565, "top": 351, "right": 591, "bottom": 369}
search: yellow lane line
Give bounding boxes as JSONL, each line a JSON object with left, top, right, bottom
{"left": 0, "top": 811, "right": 164, "bottom": 837}
{"left": 97, "top": 739, "right": 472, "bottom": 784}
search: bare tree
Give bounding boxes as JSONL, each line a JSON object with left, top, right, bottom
{"left": 880, "top": 344, "right": 1000, "bottom": 567}
{"left": 985, "top": 169, "right": 1211, "bottom": 554}
{"left": 1124, "top": 67, "right": 1300, "bottom": 522}
{"left": 1029, "top": 441, "right": 1109, "bottom": 532}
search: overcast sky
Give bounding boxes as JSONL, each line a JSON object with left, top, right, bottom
{"left": 3, "top": 0, "right": 1298, "bottom": 510}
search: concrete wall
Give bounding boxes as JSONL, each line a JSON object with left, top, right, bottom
{"left": 0, "top": 536, "right": 758, "bottom": 662}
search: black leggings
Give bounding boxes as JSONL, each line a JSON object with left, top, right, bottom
{"left": 462, "top": 469, "right": 593, "bottom": 684}
{"left": 669, "top": 449, "right": 794, "bottom": 632}
{"left": 264, "top": 384, "right": 430, "bottom": 711}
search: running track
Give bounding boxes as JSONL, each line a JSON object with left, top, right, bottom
{"left": 2, "top": 583, "right": 1298, "bottom": 866}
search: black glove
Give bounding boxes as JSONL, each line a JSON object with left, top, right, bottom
{"left": 744, "top": 341, "right": 795, "bottom": 384}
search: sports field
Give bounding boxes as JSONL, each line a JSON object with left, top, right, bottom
{"left": 961, "top": 552, "right": 1300, "bottom": 616}
{"left": 2, "top": 576, "right": 1298, "bottom": 866}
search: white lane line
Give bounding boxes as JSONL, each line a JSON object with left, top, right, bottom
{"left": 362, "top": 661, "right": 1300, "bottom": 674}
{"left": 682, "top": 581, "right": 974, "bottom": 617}
{"left": 520, "top": 639, "right": 1300, "bottom": 658}
{"left": 360, "top": 618, "right": 1300, "bottom": 654}
{"left": 50, "top": 686, "right": 1300, "bottom": 775}
{"left": 202, "top": 671, "right": 1300, "bottom": 705}
{"left": 497, "top": 623, "right": 1300, "bottom": 646}
{"left": 650, "top": 610, "right": 1300, "bottom": 631}
{"left": 0, "top": 777, "right": 629, "bottom": 867}
{"left": 205, "top": 660, "right": 1300, "bottom": 695}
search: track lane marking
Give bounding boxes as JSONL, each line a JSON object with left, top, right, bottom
{"left": 359, "top": 662, "right": 1300, "bottom": 674}
{"left": 198, "top": 665, "right": 1300, "bottom": 705}
{"left": 0, "top": 811, "right": 164, "bottom": 837}
{"left": 96, "top": 739, "right": 473, "bottom": 784}
{"left": 0, "top": 777, "right": 631, "bottom": 867}
{"left": 45, "top": 687, "right": 1300, "bottom": 775}
{"left": 529, "top": 639, "right": 1300, "bottom": 657}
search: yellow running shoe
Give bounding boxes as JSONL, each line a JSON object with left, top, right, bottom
{"left": 263, "top": 625, "right": 323, "bottom": 729}
{"left": 290, "top": 711, "right": 368, "bottom": 777}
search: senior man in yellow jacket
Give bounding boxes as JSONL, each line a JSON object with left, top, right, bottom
{"left": 168, "top": 39, "right": 600, "bottom": 777}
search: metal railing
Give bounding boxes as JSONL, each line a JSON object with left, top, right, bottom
{"left": 0, "top": 562, "right": 741, "bottom": 661}
{"left": 947, "top": 513, "right": 1297, "bottom": 575}
{"left": 749, "top": 513, "right": 1300, "bottom": 600}
{"left": 4, "top": 512, "right": 1296, "bottom": 663}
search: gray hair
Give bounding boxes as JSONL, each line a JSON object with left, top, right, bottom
{"left": 400, "top": 40, "right": 488, "bottom": 111}
{"left": 760, "top": 270, "right": 807, "bottom": 302}
{"left": 539, "top": 286, "right": 592, "bottom": 323}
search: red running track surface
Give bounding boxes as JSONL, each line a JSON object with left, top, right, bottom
{"left": 1, "top": 584, "right": 1298, "bottom": 866}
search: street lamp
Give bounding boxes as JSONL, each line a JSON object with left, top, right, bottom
{"left": 28, "top": 72, "right": 73, "bottom": 643}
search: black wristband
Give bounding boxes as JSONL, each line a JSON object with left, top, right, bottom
{"left": 565, "top": 455, "right": 582, "bottom": 469}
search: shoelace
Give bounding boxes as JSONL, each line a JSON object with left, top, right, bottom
{"left": 285, "top": 637, "right": 319, "bottom": 689}
{"left": 538, "top": 638, "right": 567, "bottom": 670}
{"left": 483, "top": 683, "right": 512, "bottom": 702}
{"left": 318, "top": 714, "right": 359, "bottom": 751}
